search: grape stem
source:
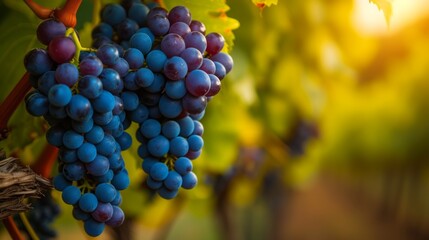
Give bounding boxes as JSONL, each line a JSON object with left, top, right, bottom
{"left": 24, "top": 0, "right": 83, "bottom": 27}
{"left": 66, "top": 28, "right": 95, "bottom": 66}
{"left": 19, "top": 212, "right": 40, "bottom": 240}
{"left": 0, "top": 72, "right": 31, "bottom": 141}
{"left": 2, "top": 216, "right": 25, "bottom": 240}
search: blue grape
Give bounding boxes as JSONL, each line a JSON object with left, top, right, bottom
{"left": 121, "top": 91, "right": 139, "bottom": 111}
{"left": 214, "top": 61, "right": 226, "bottom": 80}
{"left": 111, "top": 170, "right": 130, "bottom": 190}
{"left": 174, "top": 157, "right": 193, "bottom": 175}
{"left": 62, "top": 185, "right": 81, "bottom": 205}
{"left": 129, "top": 104, "right": 149, "bottom": 123}
{"left": 123, "top": 72, "right": 139, "bottom": 90}
{"left": 128, "top": 3, "right": 150, "bottom": 26}
{"left": 136, "top": 27, "right": 155, "bottom": 42}
{"left": 124, "top": 48, "right": 144, "bottom": 69}
{"left": 95, "top": 183, "right": 117, "bottom": 203}
{"left": 48, "top": 84, "right": 72, "bottom": 107}
{"left": 63, "top": 130, "right": 84, "bottom": 149}
{"left": 92, "top": 22, "right": 114, "bottom": 39}
{"left": 129, "top": 33, "right": 152, "bottom": 55}
{"left": 84, "top": 218, "right": 105, "bottom": 237}
{"left": 96, "top": 44, "right": 119, "bottom": 65}
{"left": 147, "top": 135, "right": 169, "bottom": 157}
{"left": 169, "top": 136, "right": 189, "bottom": 157}
{"left": 199, "top": 58, "right": 216, "bottom": 74}
{"left": 192, "top": 120, "right": 204, "bottom": 136}
{"left": 145, "top": 73, "right": 166, "bottom": 93}
{"left": 52, "top": 174, "right": 71, "bottom": 191}
{"left": 77, "top": 142, "right": 97, "bottom": 163}
{"left": 116, "top": 132, "right": 132, "bottom": 150}
{"left": 187, "top": 135, "right": 204, "bottom": 151}
{"left": 55, "top": 63, "right": 79, "bottom": 87}
{"left": 93, "top": 111, "right": 113, "bottom": 126}
{"left": 140, "top": 118, "right": 161, "bottom": 139}
{"left": 72, "top": 206, "right": 90, "bottom": 221}
{"left": 96, "top": 134, "right": 117, "bottom": 156}
{"left": 178, "top": 116, "right": 195, "bottom": 137}
{"left": 101, "top": 4, "right": 126, "bottom": 26}
{"left": 141, "top": 156, "right": 158, "bottom": 173}
{"left": 66, "top": 95, "right": 93, "bottom": 122}
{"left": 37, "top": 71, "right": 56, "bottom": 95}
{"left": 146, "top": 176, "right": 162, "bottom": 189}
{"left": 165, "top": 79, "right": 186, "bottom": 100}
{"left": 210, "top": 52, "right": 234, "bottom": 73}
{"left": 186, "top": 149, "right": 201, "bottom": 160}
{"left": 72, "top": 118, "right": 94, "bottom": 133}
{"left": 59, "top": 148, "right": 77, "bottom": 163}
{"left": 146, "top": 50, "right": 167, "bottom": 72}
{"left": 100, "top": 68, "right": 123, "bottom": 95}
{"left": 164, "top": 171, "right": 182, "bottom": 190}
{"left": 182, "top": 172, "right": 198, "bottom": 189}
{"left": 109, "top": 58, "right": 129, "bottom": 79}
{"left": 162, "top": 121, "right": 180, "bottom": 139}
{"left": 158, "top": 94, "right": 182, "bottom": 119}
{"left": 157, "top": 187, "right": 178, "bottom": 199}
{"left": 93, "top": 169, "right": 114, "bottom": 183}
{"left": 138, "top": 144, "right": 149, "bottom": 158}
{"left": 163, "top": 56, "right": 188, "bottom": 80}
{"left": 149, "top": 162, "right": 169, "bottom": 181}
{"left": 85, "top": 125, "right": 104, "bottom": 144}
{"left": 63, "top": 162, "right": 85, "bottom": 181}
{"left": 135, "top": 68, "right": 154, "bottom": 87}
{"left": 46, "top": 125, "right": 65, "bottom": 147}
{"left": 48, "top": 105, "right": 67, "bottom": 120}
{"left": 92, "top": 91, "right": 115, "bottom": 113}
{"left": 26, "top": 91, "right": 49, "bottom": 116}
{"left": 24, "top": 49, "right": 53, "bottom": 75}
{"left": 78, "top": 76, "right": 103, "bottom": 99}
{"left": 86, "top": 155, "right": 110, "bottom": 177}
{"left": 185, "top": 70, "right": 211, "bottom": 96}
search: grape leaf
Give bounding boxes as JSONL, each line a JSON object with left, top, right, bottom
{"left": 164, "top": 0, "right": 239, "bottom": 52}
{"left": 251, "top": 0, "right": 278, "bottom": 9}
{"left": 369, "top": 0, "right": 392, "bottom": 25}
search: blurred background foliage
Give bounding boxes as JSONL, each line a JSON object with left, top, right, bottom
{"left": 2, "top": 0, "right": 429, "bottom": 239}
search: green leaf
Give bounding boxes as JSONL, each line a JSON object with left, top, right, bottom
{"left": 369, "top": 0, "right": 392, "bottom": 25}
{"left": 251, "top": 0, "right": 278, "bottom": 8}
{"left": 164, "top": 0, "right": 239, "bottom": 52}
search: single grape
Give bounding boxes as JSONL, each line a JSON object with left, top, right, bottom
{"left": 25, "top": 91, "right": 49, "bottom": 116}
{"left": 63, "top": 130, "right": 84, "bottom": 149}
{"left": 96, "top": 44, "right": 119, "bottom": 65}
{"left": 37, "top": 19, "right": 67, "bottom": 45}
{"left": 199, "top": 58, "right": 216, "bottom": 74}
{"left": 93, "top": 111, "right": 113, "bottom": 125}
{"left": 66, "top": 94, "right": 93, "bottom": 122}
{"left": 46, "top": 124, "right": 65, "bottom": 147}
{"left": 86, "top": 155, "right": 110, "bottom": 177}
{"left": 128, "top": 3, "right": 150, "bottom": 26}
{"left": 63, "top": 162, "right": 85, "bottom": 181}
{"left": 24, "top": 49, "right": 54, "bottom": 75}
{"left": 92, "top": 22, "right": 114, "bottom": 39}
{"left": 48, "top": 84, "right": 72, "bottom": 107}
{"left": 169, "top": 22, "right": 191, "bottom": 37}
{"left": 147, "top": 135, "right": 169, "bottom": 157}
{"left": 146, "top": 176, "right": 163, "bottom": 189}
{"left": 192, "top": 120, "right": 204, "bottom": 136}
{"left": 100, "top": 68, "right": 123, "bottom": 95}
{"left": 174, "top": 157, "right": 193, "bottom": 175}
{"left": 163, "top": 56, "right": 188, "bottom": 80}
{"left": 147, "top": 14, "right": 170, "bottom": 36}
{"left": 62, "top": 185, "right": 81, "bottom": 205}
{"left": 121, "top": 91, "right": 139, "bottom": 111}
{"left": 206, "top": 74, "right": 221, "bottom": 97}
{"left": 168, "top": 6, "right": 191, "bottom": 25}
{"left": 157, "top": 187, "right": 178, "bottom": 199}
{"left": 72, "top": 118, "right": 94, "bottom": 133}
{"left": 145, "top": 73, "right": 166, "bottom": 93}
{"left": 184, "top": 31, "right": 207, "bottom": 54}
{"left": 164, "top": 170, "right": 183, "bottom": 190}
{"left": 135, "top": 68, "right": 154, "bottom": 87}
{"left": 111, "top": 170, "right": 130, "bottom": 190}
{"left": 140, "top": 118, "right": 161, "bottom": 139}
{"left": 214, "top": 61, "right": 226, "bottom": 80}
{"left": 79, "top": 56, "right": 103, "bottom": 76}
{"left": 185, "top": 70, "right": 211, "bottom": 97}
{"left": 205, "top": 32, "right": 225, "bottom": 55}
{"left": 52, "top": 174, "right": 71, "bottom": 191}
{"left": 149, "top": 162, "right": 169, "bottom": 181}
{"left": 96, "top": 134, "right": 117, "bottom": 156}
{"left": 129, "top": 33, "right": 152, "bottom": 55}
{"left": 180, "top": 48, "right": 203, "bottom": 71}
{"left": 84, "top": 218, "right": 105, "bottom": 237}
{"left": 85, "top": 125, "right": 105, "bottom": 144}
{"left": 55, "top": 63, "right": 79, "bottom": 87}
{"left": 78, "top": 76, "right": 103, "bottom": 99}
{"left": 146, "top": 50, "right": 167, "bottom": 72}
{"left": 189, "top": 20, "right": 206, "bottom": 34}
{"left": 210, "top": 52, "right": 234, "bottom": 73}
{"left": 181, "top": 172, "right": 198, "bottom": 189}
{"left": 101, "top": 4, "right": 126, "bottom": 26}
{"left": 165, "top": 79, "right": 186, "bottom": 100}
{"left": 161, "top": 33, "right": 186, "bottom": 58}
{"left": 92, "top": 91, "right": 116, "bottom": 113}
{"left": 169, "top": 136, "right": 189, "bottom": 157}
{"left": 91, "top": 202, "right": 114, "bottom": 222}
{"left": 128, "top": 104, "right": 149, "bottom": 123}
{"left": 182, "top": 94, "right": 207, "bottom": 114}
{"left": 178, "top": 116, "right": 195, "bottom": 137}
{"left": 158, "top": 94, "right": 183, "bottom": 119}
{"left": 162, "top": 121, "right": 180, "bottom": 139}
{"left": 105, "top": 206, "right": 125, "bottom": 227}
{"left": 77, "top": 142, "right": 97, "bottom": 163}
{"left": 124, "top": 48, "right": 144, "bottom": 69}
{"left": 48, "top": 36, "right": 76, "bottom": 64}
{"left": 59, "top": 148, "right": 78, "bottom": 163}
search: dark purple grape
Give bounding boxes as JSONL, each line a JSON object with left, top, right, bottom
{"left": 189, "top": 20, "right": 206, "bottom": 34}
{"left": 206, "top": 74, "right": 221, "bottom": 97}
{"left": 214, "top": 61, "right": 226, "bottom": 80}
{"left": 78, "top": 76, "right": 103, "bottom": 99}
{"left": 199, "top": 58, "right": 216, "bottom": 74}
{"left": 205, "top": 32, "right": 225, "bottom": 55}
{"left": 109, "top": 58, "right": 129, "bottom": 78}
{"left": 92, "top": 23, "right": 114, "bottom": 39}
{"left": 161, "top": 33, "right": 185, "bottom": 58}
{"left": 37, "top": 19, "right": 67, "bottom": 45}
{"left": 48, "top": 36, "right": 76, "bottom": 64}
{"left": 55, "top": 63, "right": 79, "bottom": 87}
{"left": 24, "top": 49, "right": 54, "bottom": 75}
{"left": 116, "top": 18, "right": 139, "bottom": 40}
{"left": 169, "top": 22, "right": 191, "bottom": 37}
{"left": 184, "top": 31, "right": 207, "bottom": 53}
{"left": 180, "top": 48, "right": 203, "bottom": 71}
{"left": 79, "top": 56, "right": 103, "bottom": 76}
{"left": 96, "top": 44, "right": 119, "bottom": 65}
{"left": 182, "top": 94, "right": 207, "bottom": 114}
{"left": 91, "top": 202, "right": 113, "bottom": 222}
{"left": 168, "top": 6, "right": 192, "bottom": 25}
{"left": 147, "top": 14, "right": 170, "bottom": 36}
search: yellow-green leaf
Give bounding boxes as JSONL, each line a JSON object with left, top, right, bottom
{"left": 251, "top": 0, "right": 278, "bottom": 8}
{"left": 369, "top": 0, "right": 392, "bottom": 25}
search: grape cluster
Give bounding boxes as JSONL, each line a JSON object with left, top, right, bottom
{"left": 24, "top": 19, "right": 130, "bottom": 237}
{"left": 92, "top": 2, "right": 233, "bottom": 199}
{"left": 24, "top": 191, "right": 61, "bottom": 239}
